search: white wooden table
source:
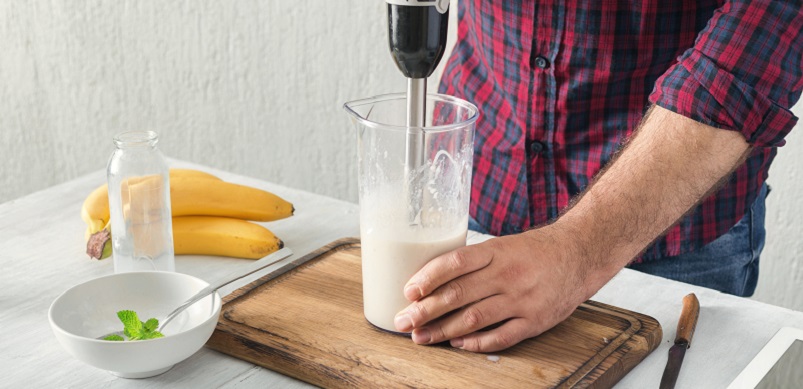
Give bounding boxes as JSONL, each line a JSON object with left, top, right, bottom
{"left": 2, "top": 160, "right": 803, "bottom": 388}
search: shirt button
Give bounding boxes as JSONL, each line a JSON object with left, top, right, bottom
{"left": 510, "top": 226, "right": 523, "bottom": 234}
{"left": 529, "top": 141, "right": 546, "bottom": 154}
{"left": 533, "top": 55, "right": 550, "bottom": 69}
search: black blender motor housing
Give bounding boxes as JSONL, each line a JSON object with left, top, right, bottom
{"left": 387, "top": 4, "right": 449, "bottom": 79}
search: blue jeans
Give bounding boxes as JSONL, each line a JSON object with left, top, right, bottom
{"left": 468, "top": 184, "right": 768, "bottom": 297}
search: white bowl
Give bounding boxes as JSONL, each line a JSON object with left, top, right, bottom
{"left": 48, "top": 271, "right": 221, "bottom": 379}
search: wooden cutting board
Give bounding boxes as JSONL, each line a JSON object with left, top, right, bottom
{"left": 206, "top": 238, "right": 662, "bottom": 388}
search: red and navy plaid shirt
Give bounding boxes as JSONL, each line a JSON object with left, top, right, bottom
{"left": 439, "top": 1, "right": 802, "bottom": 261}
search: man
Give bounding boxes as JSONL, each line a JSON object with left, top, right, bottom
{"left": 393, "top": 1, "right": 802, "bottom": 352}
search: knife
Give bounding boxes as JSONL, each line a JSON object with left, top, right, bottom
{"left": 659, "top": 293, "right": 700, "bottom": 389}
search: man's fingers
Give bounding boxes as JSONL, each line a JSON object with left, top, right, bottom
{"left": 403, "top": 244, "right": 493, "bottom": 302}
{"left": 395, "top": 269, "right": 500, "bottom": 332}
{"left": 449, "top": 318, "right": 535, "bottom": 353}
{"left": 409, "top": 294, "right": 509, "bottom": 344}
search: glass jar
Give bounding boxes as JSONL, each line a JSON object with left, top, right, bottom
{"left": 107, "top": 131, "right": 175, "bottom": 273}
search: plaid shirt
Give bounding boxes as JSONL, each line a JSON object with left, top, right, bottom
{"left": 439, "top": 0, "right": 802, "bottom": 261}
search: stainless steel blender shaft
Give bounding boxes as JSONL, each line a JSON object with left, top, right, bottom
{"left": 405, "top": 78, "right": 426, "bottom": 224}
{"left": 406, "top": 78, "right": 426, "bottom": 168}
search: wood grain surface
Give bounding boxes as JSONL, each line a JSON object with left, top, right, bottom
{"left": 207, "top": 238, "right": 662, "bottom": 388}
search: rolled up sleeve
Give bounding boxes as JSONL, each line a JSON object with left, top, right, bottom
{"left": 649, "top": 0, "right": 803, "bottom": 148}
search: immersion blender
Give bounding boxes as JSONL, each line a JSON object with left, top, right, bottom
{"left": 385, "top": 0, "right": 450, "bottom": 223}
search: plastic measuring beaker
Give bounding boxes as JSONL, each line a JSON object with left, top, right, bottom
{"left": 344, "top": 93, "right": 478, "bottom": 332}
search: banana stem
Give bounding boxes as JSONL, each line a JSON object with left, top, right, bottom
{"left": 87, "top": 227, "right": 113, "bottom": 260}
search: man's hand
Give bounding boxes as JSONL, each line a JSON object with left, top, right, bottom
{"left": 394, "top": 106, "right": 751, "bottom": 352}
{"left": 393, "top": 228, "right": 589, "bottom": 352}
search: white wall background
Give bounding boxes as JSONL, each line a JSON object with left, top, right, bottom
{"left": 0, "top": 1, "right": 800, "bottom": 312}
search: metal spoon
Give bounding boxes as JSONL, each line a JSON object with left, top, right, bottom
{"left": 99, "top": 247, "right": 293, "bottom": 340}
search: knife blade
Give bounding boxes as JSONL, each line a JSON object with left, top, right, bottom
{"left": 659, "top": 293, "right": 700, "bottom": 389}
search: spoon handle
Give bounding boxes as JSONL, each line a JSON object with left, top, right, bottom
{"left": 158, "top": 247, "right": 294, "bottom": 332}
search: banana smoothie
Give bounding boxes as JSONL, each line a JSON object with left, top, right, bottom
{"left": 361, "top": 221, "right": 467, "bottom": 332}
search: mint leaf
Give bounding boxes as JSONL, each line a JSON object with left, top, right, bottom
{"left": 141, "top": 331, "right": 165, "bottom": 340}
{"left": 108, "top": 310, "right": 164, "bottom": 341}
{"left": 117, "top": 310, "right": 141, "bottom": 331}
{"left": 143, "top": 318, "right": 159, "bottom": 332}
{"left": 117, "top": 310, "right": 143, "bottom": 339}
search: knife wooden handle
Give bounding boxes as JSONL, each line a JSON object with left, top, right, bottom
{"left": 675, "top": 293, "right": 700, "bottom": 346}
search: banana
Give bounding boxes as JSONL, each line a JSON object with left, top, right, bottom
{"left": 172, "top": 216, "right": 284, "bottom": 259}
{"left": 82, "top": 169, "right": 221, "bottom": 238}
{"left": 82, "top": 185, "right": 110, "bottom": 238}
{"left": 83, "top": 169, "right": 294, "bottom": 260}
{"left": 82, "top": 170, "right": 294, "bottom": 239}
{"left": 88, "top": 215, "right": 284, "bottom": 260}
{"left": 169, "top": 177, "right": 294, "bottom": 222}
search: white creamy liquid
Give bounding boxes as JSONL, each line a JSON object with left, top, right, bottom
{"left": 361, "top": 224, "right": 467, "bottom": 332}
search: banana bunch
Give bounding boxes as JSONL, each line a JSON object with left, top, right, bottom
{"left": 83, "top": 169, "right": 294, "bottom": 260}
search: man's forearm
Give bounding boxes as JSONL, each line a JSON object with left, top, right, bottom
{"left": 547, "top": 105, "right": 751, "bottom": 297}
{"left": 395, "top": 105, "right": 753, "bottom": 351}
